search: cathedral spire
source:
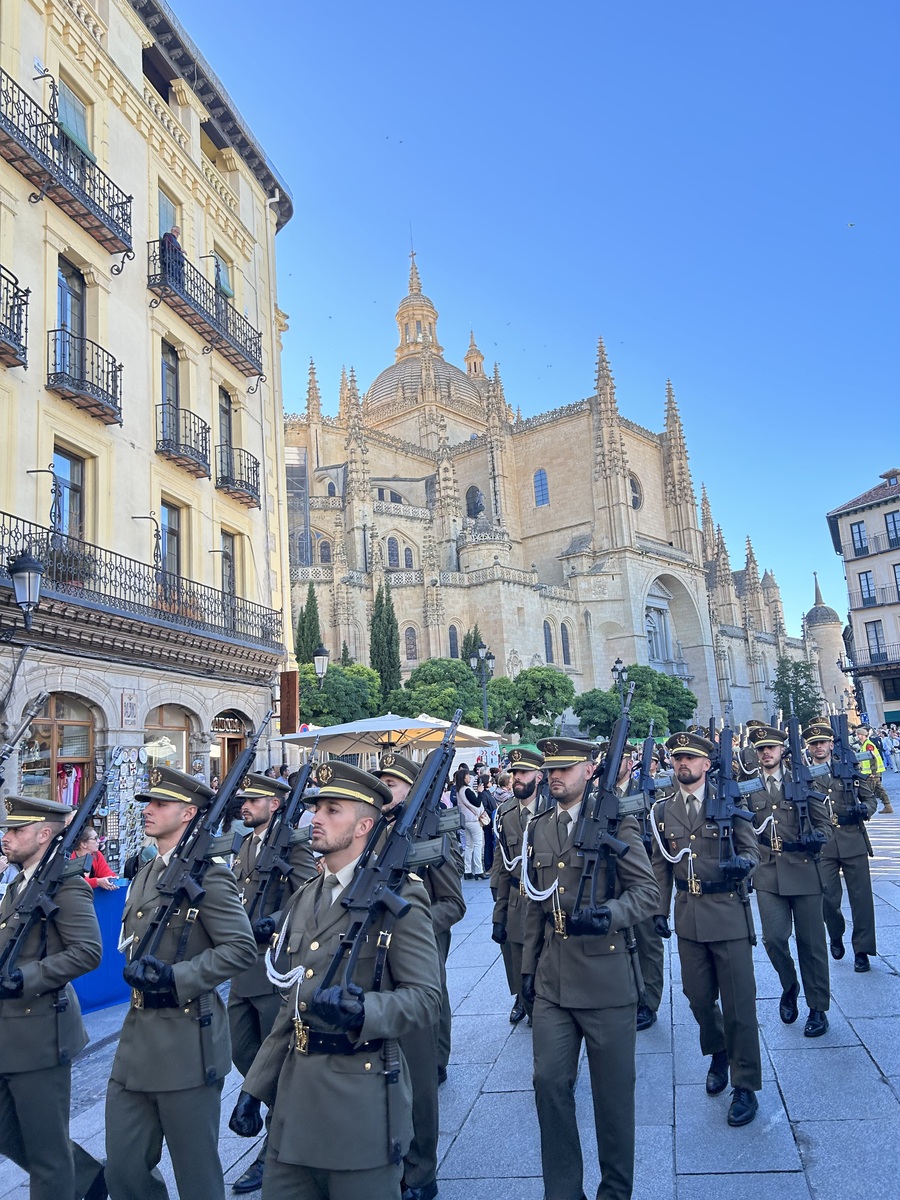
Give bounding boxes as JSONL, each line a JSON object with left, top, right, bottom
{"left": 338, "top": 365, "right": 350, "bottom": 424}
{"left": 395, "top": 251, "right": 442, "bottom": 361}
{"left": 465, "top": 330, "right": 485, "bottom": 379}
{"left": 744, "top": 537, "right": 761, "bottom": 590}
{"left": 663, "top": 380, "right": 697, "bottom": 512}
{"left": 814, "top": 571, "right": 825, "bottom": 607}
{"left": 305, "top": 358, "right": 321, "bottom": 420}
{"left": 700, "top": 484, "right": 716, "bottom": 562}
{"left": 408, "top": 249, "right": 422, "bottom": 295}
{"left": 594, "top": 336, "right": 619, "bottom": 415}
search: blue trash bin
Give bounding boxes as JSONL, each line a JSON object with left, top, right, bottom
{"left": 73, "top": 880, "right": 130, "bottom": 1014}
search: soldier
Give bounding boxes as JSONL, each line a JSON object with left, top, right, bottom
{"left": 231, "top": 762, "right": 443, "bottom": 1200}
{"left": 0, "top": 797, "right": 106, "bottom": 1200}
{"left": 490, "top": 745, "right": 546, "bottom": 1026}
{"left": 105, "top": 766, "right": 258, "bottom": 1200}
{"left": 805, "top": 722, "right": 878, "bottom": 973}
{"left": 373, "top": 752, "right": 465, "bottom": 1200}
{"left": 229, "top": 773, "right": 318, "bottom": 1195}
{"left": 522, "top": 738, "right": 659, "bottom": 1200}
{"left": 747, "top": 725, "right": 833, "bottom": 1038}
{"left": 854, "top": 726, "right": 893, "bottom": 813}
{"left": 650, "top": 732, "right": 762, "bottom": 1126}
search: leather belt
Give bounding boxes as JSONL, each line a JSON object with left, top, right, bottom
{"left": 759, "top": 835, "right": 805, "bottom": 853}
{"left": 291, "top": 1022, "right": 383, "bottom": 1056}
{"left": 131, "top": 988, "right": 178, "bottom": 1010}
{"left": 674, "top": 878, "right": 733, "bottom": 894}
{"left": 836, "top": 814, "right": 864, "bottom": 826}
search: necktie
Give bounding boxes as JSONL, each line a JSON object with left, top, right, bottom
{"left": 314, "top": 874, "right": 341, "bottom": 920}
{"left": 557, "top": 808, "right": 571, "bottom": 851}
{"left": 767, "top": 776, "right": 779, "bottom": 800}
{"left": 520, "top": 806, "right": 531, "bottom": 831}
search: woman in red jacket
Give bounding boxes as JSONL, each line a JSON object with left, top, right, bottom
{"left": 71, "top": 827, "right": 118, "bottom": 890}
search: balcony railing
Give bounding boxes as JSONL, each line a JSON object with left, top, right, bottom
{"left": 47, "top": 330, "right": 122, "bottom": 424}
{"left": 147, "top": 241, "right": 263, "bottom": 376}
{"left": 849, "top": 585, "right": 900, "bottom": 610}
{"left": 155, "top": 402, "right": 210, "bottom": 478}
{"left": 216, "top": 445, "right": 260, "bottom": 507}
{"left": 0, "top": 510, "right": 281, "bottom": 649}
{"left": 0, "top": 264, "right": 28, "bottom": 368}
{"left": 844, "top": 644, "right": 900, "bottom": 671}
{"left": 841, "top": 532, "right": 900, "bottom": 559}
{"left": 0, "top": 69, "right": 132, "bottom": 256}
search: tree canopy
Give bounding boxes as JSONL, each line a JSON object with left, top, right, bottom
{"left": 294, "top": 582, "right": 322, "bottom": 664}
{"left": 771, "top": 657, "right": 822, "bottom": 726}
{"left": 385, "top": 658, "right": 484, "bottom": 725}
{"left": 572, "top": 665, "right": 698, "bottom": 738}
{"left": 298, "top": 663, "right": 372, "bottom": 725}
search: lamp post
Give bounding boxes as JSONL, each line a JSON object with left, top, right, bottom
{"left": 469, "top": 640, "right": 495, "bottom": 729}
{"left": 2, "top": 551, "right": 45, "bottom": 637}
{"left": 611, "top": 657, "right": 629, "bottom": 715}
{"left": 313, "top": 643, "right": 329, "bottom": 690}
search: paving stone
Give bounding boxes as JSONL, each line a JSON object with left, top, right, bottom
{"left": 674, "top": 1083, "right": 800, "bottom": 1173}
{"left": 794, "top": 1118, "right": 900, "bottom": 1200}
{"left": 677, "top": 1173, "right": 812, "bottom": 1199}
{"left": 445, "top": 937, "right": 503, "bottom": 968}
{"left": 446, "top": 965, "right": 491, "bottom": 1007}
{"left": 636, "top": 1005, "right": 673, "bottom": 1053}
{"left": 456, "top": 958, "right": 518, "bottom": 1015}
{"left": 435, "top": 1179, "right": 544, "bottom": 1199}
{"left": 829, "top": 959, "right": 900, "bottom": 1016}
{"left": 439, "top": 1062, "right": 493, "bottom": 1131}
{"left": 481, "top": 1022, "right": 535, "bottom": 1092}
{"left": 440, "top": 1090, "right": 542, "bottom": 1179}
{"left": 673, "top": 1019, "right": 774, "bottom": 1086}
{"left": 448, "top": 1014, "right": 513, "bottom": 1064}
{"left": 757, "top": 999, "right": 860, "bottom": 1050}
{"left": 848, "top": 1015, "right": 900, "bottom": 1075}
{"left": 635, "top": 1051, "right": 674, "bottom": 1125}
{"left": 633, "top": 1125, "right": 676, "bottom": 1200}
{"left": 772, "top": 1045, "right": 900, "bottom": 1120}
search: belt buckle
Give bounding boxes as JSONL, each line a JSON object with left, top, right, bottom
{"left": 293, "top": 1018, "right": 309, "bottom": 1054}
{"left": 553, "top": 909, "right": 567, "bottom": 938}
{"left": 519, "top": 879, "right": 526, "bottom": 896}
{"left": 131, "top": 988, "right": 144, "bottom": 1010}
{"left": 770, "top": 832, "right": 782, "bottom": 852}
{"left": 688, "top": 876, "right": 702, "bottom": 896}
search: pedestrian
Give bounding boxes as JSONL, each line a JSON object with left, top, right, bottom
{"left": 105, "top": 766, "right": 257, "bottom": 1200}
{"left": 651, "top": 732, "right": 762, "bottom": 1126}
{"left": 373, "top": 753, "right": 466, "bottom": 1200}
{"left": 522, "top": 738, "right": 659, "bottom": 1200}
{"left": 854, "top": 726, "right": 893, "bottom": 812}
{"left": 228, "top": 773, "right": 318, "bottom": 1195}
{"left": 0, "top": 797, "right": 106, "bottom": 1200}
{"left": 746, "top": 724, "right": 833, "bottom": 1038}
{"left": 71, "top": 826, "right": 118, "bottom": 891}
{"left": 477, "top": 772, "right": 497, "bottom": 871}
{"left": 805, "top": 721, "right": 878, "bottom": 973}
{"left": 455, "top": 767, "right": 486, "bottom": 879}
{"left": 230, "top": 761, "right": 442, "bottom": 1200}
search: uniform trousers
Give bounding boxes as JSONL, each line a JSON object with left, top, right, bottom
{"left": 633, "top": 916, "right": 665, "bottom": 1012}
{"left": 532, "top": 997, "right": 636, "bottom": 1200}
{"left": 820, "top": 854, "right": 877, "bottom": 956}
{"left": 105, "top": 1077, "right": 224, "bottom": 1200}
{"left": 436, "top": 929, "right": 452, "bottom": 1071}
{"left": 0, "top": 1064, "right": 101, "bottom": 1200}
{"left": 399, "top": 1018, "right": 439, "bottom": 1188}
{"left": 228, "top": 990, "right": 283, "bottom": 1164}
{"left": 261, "top": 1156, "right": 402, "bottom": 1200}
{"left": 500, "top": 937, "right": 527, "bottom": 1008}
{"left": 677, "top": 936, "right": 762, "bottom": 1090}
{"left": 755, "top": 889, "right": 830, "bottom": 1011}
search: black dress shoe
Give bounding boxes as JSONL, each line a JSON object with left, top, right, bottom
{"left": 232, "top": 1160, "right": 264, "bottom": 1194}
{"left": 830, "top": 939, "right": 845, "bottom": 960}
{"left": 854, "top": 952, "right": 871, "bottom": 972}
{"left": 803, "top": 1009, "right": 829, "bottom": 1038}
{"left": 463, "top": 873, "right": 473, "bottom": 880}
{"left": 706, "top": 1050, "right": 729, "bottom": 1095}
{"left": 509, "top": 999, "right": 527, "bottom": 1024}
{"left": 636, "top": 1004, "right": 657, "bottom": 1031}
{"left": 727, "top": 1088, "right": 759, "bottom": 1127}
{"left": 402, "top": 1183, "right": 438, "bottom": 1200}
{"left": 84, "top": 1167, "right": 108, "bottom": 1200}
{"left": 437, "top": 1064, "right": 448, "bottom": 1085}
{"left": 779, "top": 981, "right": 800, "bottom": 1024}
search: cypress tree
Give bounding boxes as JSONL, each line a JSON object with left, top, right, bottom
{"left": 295, "top": 581, "right": 322, "bottom": 663}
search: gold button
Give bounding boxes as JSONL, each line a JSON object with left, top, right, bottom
{"left": 690, "top": 835, "right": 696, "bottom": 841}
{"left": 299, "top": 1001, "right": 307, "bottom": 1011}
{"left": 305, "top": 968, "right": 314, "bottom": 978}
{"left": 0, "top": 922, "right": 5, "bottom": 929}
{"left": 558, "top": 861, "right": 565, "bottom": 869}
{"left": 559, "top": 886, "right": 565, "bottom": 893}
{"left": 771, "top": 804, "right": 777, "bottom": 810}
{"left": 609, "top": 945, "right": 616, "bottom": 951}
{"left": 365, "top": 1062, "right": 372, "bottom": 1071}
{"left": 310, "top": 941, "right": 319, "bottom": 951}
{"left": 184, "top": 1008, "right": 190, "bottom": 1013}
{"left": 136, "top": 911, "right": 143, "bottom": 918}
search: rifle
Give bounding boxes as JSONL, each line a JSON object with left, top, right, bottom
{"left": 783, "top": 709, "right": 830, "bottom": 859}
{"left": 0, "top": 747, "right": 124, "bottom": 978}
{"left": 132, "top": 710, "right": 273, "bottom": 962}
{"left": 0, "top": 692, "right": 50, "bottom": 790}
{"left": 710, "top": 726, "right": 757, "bottom": 943}
{"left": 828, "top": 713, "right": 874, "bottom": 857}
{"left": 317, "top": 710, "right": 461, "bottom": 994}
{"left": 634, "top": 721, "right": 658, "bottom": 856}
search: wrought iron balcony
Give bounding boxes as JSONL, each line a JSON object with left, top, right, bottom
{"left": 47, "top": 330, "right": 122, "bottom": 424}
{"left": 147, "top": 241, "right": 263, "bottom": 376}
{"left": 848, "top": 585, "right": 900, "bottom": 611}
{"left": 155, "top": 402, "right": 210, "bottom": 478}
{"left": 0, "top": 69, "right": 132, "bottom": 258}
{"left": 0, "top": 264, "right": 28, "bottom": 368}
{"left": 216, "top": 445, "right": 260, "bottom": 508}
{"left": 840, "top": 533, "right": 900, "bottom": 559}
{"left": 0, "top": 510, "right": 281, "bottom": 649}
{"left": 843, "top": 644, "right": 900, "bottom": 672}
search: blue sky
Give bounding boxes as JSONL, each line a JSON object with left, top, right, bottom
{"left": 174, "top": 0, "right": 897, "bottom": 632}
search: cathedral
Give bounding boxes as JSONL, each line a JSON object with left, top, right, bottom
{"left": 285, "top": 256, "right": 844, "bottom": 725}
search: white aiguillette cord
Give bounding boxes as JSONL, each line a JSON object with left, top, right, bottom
{"left": 519, "top": 818, "right": 560, "bottom": 902}
{"left": 494, "top": 808, "right": 522, "bottom": 871}
{"left": 265, "top": 909, "right": 306, "bottom": 991}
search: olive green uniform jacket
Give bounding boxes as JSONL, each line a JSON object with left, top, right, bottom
{"left": 491, "top": 797, "right": 531, "bottom": 944}
{"left": 748, "top": 776, "right": 833, "bottom": 896}
{"left": 819, "top": 767, "right": 877, "bottom": 861}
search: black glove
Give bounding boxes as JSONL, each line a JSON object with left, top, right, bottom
{"left": 653, "top": 915, "right": 671, "bottom": 939}
{"left": 0, "top": 968, "right": 23, "bottom": 1000}
{"left": 801, "top": 829, "right": 829, "bottom": 855}
{"left": 229, "top": 1091, "right": 263, "bottom": 1137}
{"left": 567, "top": 905, "right": 612, "bottom": 936}
{"left": 122, "top": 954, "right": 176, "bottom": 1001}
{"left": 722, "top": 855, "right": 755, "bottom": 882}
{"left": 521, "top": 973, "right": 536, "bottom": 1007}
{"left": 252, "top": 916, "right": 277, "bottom": 946}
{"left": 491, "top": 921, "right": 507, "bottom": 945}
{"left": 311, "top": 982, "right": 365, "bottom": 1032}
{"left": 854, "top": 802, "right": 871, "bottom": 821}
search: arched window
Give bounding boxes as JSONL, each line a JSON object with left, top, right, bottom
{"left": 387, "top": 537, "right": 400, "bottom": 568}
{"left": 326, "top": 480, "right": 337, "bottom": 498}
{"left": 405, "top": 627, "right": 418, "bottom": 660}
{"left": 561, "top": 622, "right": 571, "bottom": 666}
{"left": 534, "top": 469, "right": 550, "bottom": 507}
{"left": 465, "top": 485, "right": 485, "bottom": 519}
{"left": 543, "top": 620, "right": 554, "bottom": 664}
{"left": 449, "top": 625, "right": 459, "bottom": 659}
{"left": 629, "top": 475, "right": 643, "bottom": 509}
{"left": 404, "top": 546, "right": 413, "bottom": 569}
{"left": 319, "top": 541, "right": 332, "bottom": 564}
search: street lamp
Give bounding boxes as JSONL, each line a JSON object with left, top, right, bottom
{"left": 469, "top": 640, "right": 494, "bottom": 729}
{"left": 6, "top": 550, "right": 45, "bottom": 632}
{"left": 313, "top": 643, "right": 329, "bottom": 690}
{"left": 611, "top": 657, "right": 629, "bottom": 714}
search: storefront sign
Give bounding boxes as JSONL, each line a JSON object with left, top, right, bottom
{"left": 212, "top": 715, "right": 245, "bottom": 735}
{"left": 121, "top": 691, "right": 138, "bottom": 729}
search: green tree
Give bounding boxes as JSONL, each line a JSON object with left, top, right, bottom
{"left": 294, "top": 582, "right": 322, "bottom": 664}
{"left": 572, "top": 688, "right": 621, "bottom": 738}
{"left": 345, "top": 663, "right": 381, "bottom": 717}
{"left": 298, "top": 663, "right": 370, "bottom": 726}
{"left": 628, "top": 699, "right": 669, "bottom": 739}
{"left": 487, "top": 675, "right": 521, "bottom": 733}
{"left": 391, "top": 658, "right": 484, "bottom": 724}
{"left": 460, "top": 624, "right": 484, "bottom": 664}
{"left": 370, "top": 583, "right": 401, "bottom": 701}
{"left": 340, "top": 641, "right": 354, "bottom": 667}
{"left": 511, "top": 666, "right": 576, "bottom": 738}
{"left": 771, "top": 657, "right": 822, "bottom": 726}
{"left": 572, "top": 665, "right": 697, "bottom": 737}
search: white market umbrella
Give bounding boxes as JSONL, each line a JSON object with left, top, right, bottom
{"left": 274, "top": 713, "right": 490, "bottom": 756}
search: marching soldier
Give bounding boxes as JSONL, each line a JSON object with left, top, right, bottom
{"left": 231, "top": 762, "right": 442, "bottom": 1200}
{"left": 105, "top": 766, "right": 258, "bottom": 1200}
{"left": 522, "top": 738, "right": 659, "bottom": 1200}
{"left": 804, "top": 722, "right": 878, "bottom": 973}
{"left": 747, "top": 725, "right": 833, "bottom": 1038}
{"left": 490, "top": 746, "right": 546, "bottom": 1026}
{"left": 0, "top": 797, "right": 105, "bottom": 1200}
{"left": 651, "top": 733, "right": 762, "bottom": 1126}
{"left": 373, "top": 752, "right": 465, "bottom": 1200}
{"left": 229, "top": 773, "right": 318, "bottom": 1195}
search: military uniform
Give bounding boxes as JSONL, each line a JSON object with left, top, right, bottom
{"left": 243, "top": 762, "right": 443, "bottom": 1200}
{"left": 621, "top": 765, "right": 668, "bottom": 1026}
{"left": 0, "top": 797, "right": 104, "bottom": 1200}
{"left": 105, "top": 767, "right": 257, "bottom": 1200}
{"left": 746, "top": 726, "right": 833, "bottom": 1029}
{"left": 522, "top": 739, "right": 659, "bottom": 1200}
{"left": 651, "top": 734, "right": 762, "bottom": 1106}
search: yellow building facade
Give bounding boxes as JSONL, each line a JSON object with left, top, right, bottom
{"left": 0, "top": 0, "right": 293, "bottom": 865}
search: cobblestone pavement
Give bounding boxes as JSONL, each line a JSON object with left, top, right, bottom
{"left": 4, "top": 771, "right": 900, "bottom": 1198}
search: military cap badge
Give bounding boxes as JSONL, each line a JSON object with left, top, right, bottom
{"left": 317, "top": 764, "right": 333, "bottom": 785}
{"left": 544, "top": 741, "right": 558, "bottom": 756}
{"left": 242, "top": 776, "right": 252, "bottom": 790}
{"left": 511, "top": 749, "right": 523, "bottom": 762}
{"left": 676, "top": 733, "right": 690, "bottom": 747}
{"left": 151, "top": 769, "right": 162, "bottom": 786}
{"left": 382, "top": 753, "right": 395, "bottom": 767}
{"left": 4, "top": 798, "right": 11, "bottom": 815}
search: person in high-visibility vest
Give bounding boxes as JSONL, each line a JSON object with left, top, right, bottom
{"left": 854, "top": 727, "right": 894, "bottom": 814}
